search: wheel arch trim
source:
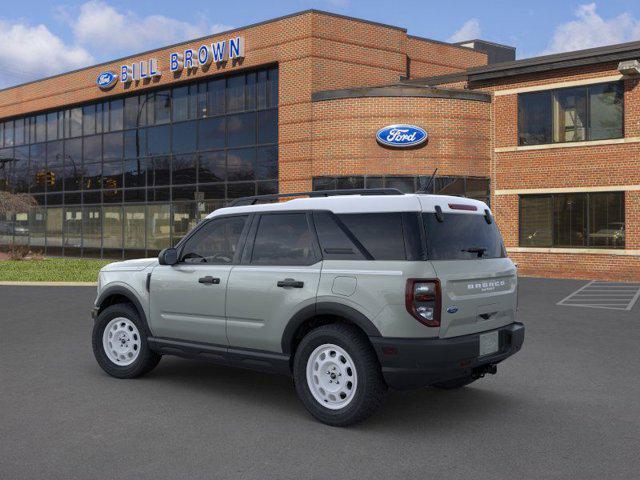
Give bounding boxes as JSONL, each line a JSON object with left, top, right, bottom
{"left": 95, "top": 285, "right": 152, "bottom": 337}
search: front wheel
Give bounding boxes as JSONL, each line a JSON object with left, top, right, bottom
{"left": 92, "top": 303, "right": 161, "bottom": 379}
{"left": 293, "top": 324, "right": 387, "bottom": 426}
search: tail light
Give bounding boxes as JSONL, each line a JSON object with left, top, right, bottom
{"left": 405, "top": 279, "right": 441, "bottom": 327}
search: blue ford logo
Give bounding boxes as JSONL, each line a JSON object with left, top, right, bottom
{"left": 96, "top": 71, "right": 118, "bottom": 90}
{"left": 376, "top": 124, "right": 428, "bottom": 148}
{"left": 446, "top": 306, "right": 459, "bottom": 314}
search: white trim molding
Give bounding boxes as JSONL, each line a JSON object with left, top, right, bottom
{"left": 495, "top": 185, "right": 640, "bottom": 195}
{"left": 495, "top": 136, "right": 640, "bottom": 153}
{"left": 508, "top": 247, "right": 640, "bottom": 256}
{"left": 493, "top": 74, "right": 624, "bottom": 96}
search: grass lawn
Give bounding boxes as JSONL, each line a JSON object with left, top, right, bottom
{"left": 0, "top": 258, "right": 113, "bottom": 282}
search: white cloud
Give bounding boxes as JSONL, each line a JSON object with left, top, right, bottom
{"left": 543, "top": 3, "right": 640, "bottom": 54}
{"left": 68, "top": 1, "right": 232, "bottom": 57}
{"left": 0, "top": 20, "right": 93, "bottom": 88}
{"left": 448, "top": 19, "right": 481, "bottom": 43}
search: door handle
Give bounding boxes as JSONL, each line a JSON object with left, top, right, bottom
{"left": 277, "top": 278, "right": 304, "bottom": 288}
{"left": 198, "top": 276, "right": 221, "bottom": 285}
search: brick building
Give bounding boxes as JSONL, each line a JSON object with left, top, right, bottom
{"left": 0, "top": 10, "right": 638, "bottom": 281}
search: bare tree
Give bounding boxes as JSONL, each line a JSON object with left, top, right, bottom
{"left": 0, "top": 191, "right": 37, "bottom": 216}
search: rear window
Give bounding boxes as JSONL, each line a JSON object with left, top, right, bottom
{"left": 337, "top": 213, "right": 406, "bottom": 260}
{"left": 423, "top": 212, "right": 506, "bottom": 260}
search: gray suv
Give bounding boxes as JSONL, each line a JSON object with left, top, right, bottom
{"left": 91, "top": 189, "right": 524, "bottom": 426}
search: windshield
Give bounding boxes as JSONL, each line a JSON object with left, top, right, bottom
{"left": 423, "top": 212, "right": 506, "bottom": 260}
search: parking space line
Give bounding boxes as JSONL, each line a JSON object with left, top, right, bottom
{"left": 557, "top": 281, "right": 640, "bottom": 311}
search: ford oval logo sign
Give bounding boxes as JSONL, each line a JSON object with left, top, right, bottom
{"left": 376, "top": 124, "right": 427, "bottom": 148}
{"left": 96, "top": 71, "right": 118, "bottom": 90}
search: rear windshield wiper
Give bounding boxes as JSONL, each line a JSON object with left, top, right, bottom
{"left": 461, "top": 247, "right": 487, "bottom": 258}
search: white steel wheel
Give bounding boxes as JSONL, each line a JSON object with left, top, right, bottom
{"left": 102, "top": 317, "right": 141, "bottom": 366}
{"left": 306, "top": 343, "right": 358, "bottom": 410}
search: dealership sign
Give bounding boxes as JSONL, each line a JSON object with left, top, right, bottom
{"left": 376, "top": 124, "right": 428, "bottom": 148}
{"left": 96, "top": 36, "right": 245, "bottom": 89}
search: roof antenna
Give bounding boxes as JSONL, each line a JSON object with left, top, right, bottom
{"left": 418, "top": 168, "right": 438, "bottom": 194}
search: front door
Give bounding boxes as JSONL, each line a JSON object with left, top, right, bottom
{"left": 226, "top": 212, "right": 322, "bottom": 353}
{"left": 149, "top": 214, "right": 250, "bottom": 345}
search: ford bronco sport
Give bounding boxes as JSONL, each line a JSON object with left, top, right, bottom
{"left": 91, "top": 189, "right": 524, "bottom": 426}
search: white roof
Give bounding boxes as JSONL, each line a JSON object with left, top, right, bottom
{"left": 207, "top": 194, "right": 489, "bottom": 218}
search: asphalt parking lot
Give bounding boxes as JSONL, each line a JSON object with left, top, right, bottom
{"left": 1, "top": 277, "right": 639, "bottom": 480}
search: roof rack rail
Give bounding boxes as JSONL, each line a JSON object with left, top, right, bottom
{"left": 227, "top": 188, "right": 404, "bottom": 207}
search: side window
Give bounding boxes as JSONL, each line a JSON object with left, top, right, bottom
{"left": 251, "top": 213, "right": 316, "bottom": 266}
{"left": 337, "top": 213, "right": 407, "bottom": 260}
{"left": 313, "top": 211, "right": 366, "bottom": 260}
{"left": 180, "top": 216, "right": 248, "bottom": 264}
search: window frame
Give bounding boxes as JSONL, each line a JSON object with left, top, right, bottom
{"left": 517, "top": 81, "right": 624, "bottom": 146}
{"left": 242, "top": 211, "right": 321, "bottom": 266}
{"left": 518, "top": 192, "right": 626, "bottom": 249}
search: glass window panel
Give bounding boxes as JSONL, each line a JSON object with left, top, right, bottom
{"left": 147, "top": 125, "right": 170, "bottom": 155}
{"left": 589, "top": 83, "right": 623, "bottom": 141}
{"left": 196, "top": 83, "right": 207, "bottom": 118}
{"left": 0, "top": 122, "right": 4, "bottom": 148}
{"left": 313, "top": 177, "right": 336, "bottom": 191}
{"left": 172, "top": 86, "right": 189, "bottom": 122}
{"left": 46, "top": 114, "right": 58, "bottom": 142}
{"left": 147, "top": 156, "right": 171, "bottom": 186}
{"left": 29, "top": 207, "right": 46, "bottom": 248}
{"left": 227, "top": 182, "right": 255, "bottom": 199}
{"left": 83, "top": 105, "right": 96, "bottom": 136}
{"left": 0, "top": 149, "right": 12, "bottom": 191}
{"left": 339, "top": 213, "right": 406, "bottom": 260}
{"left": 83, "top": 134, "right": 102, "bottom": 163}
{"left": 227, "top": 112, "right": 255, "bottom": 147}
{"left": 199, "top": 183, "right": 225, "bottom": 201}
{"left": 518, "top": 91, "right": 552, "bottom": 145}
{"left": 64, "top": 191, "right": 81, "bottom": 205}
{"left": 336, "top": 176, "right": 364, "bottom": 190}
{"left": 435, "top": 176, "right": 465, "bottom": 197}
{"left": 146, "top": 204, "right": 171, "bottom": 250}
{"left": 83, "top": 191, "right": 101, "bottom": 204}
{"left": 256, "top": 146, "right": 277, "bottom": 180}
{"left": 124, "top": 96, "right": 139, "bottom": 129}
{"left": 64, "top": 207, "right": 83, "bottom": 250}
{"left": 552, "top": 87, "right": 587, "bottom": 143}
{"left": 148, "top": 187, "right": 170, "bottom": 202}
{"left": 70, "top": 108, "right": 82, "bottom": 137}
{"left": 35, "top": 115, "right": 46, "bottom": 143}
{"left": 246, "top": 72, "right": 256, "bottom": 110}
{"left": 46, "top": 141, "right": 64, "bottom": 193}
{"left": 11, "top": 211, "right": 29, "bottom": 246}
{"left": 102, "top": 160, "right": 123, "bottom": 191}
{"left": 0, "top": 212, "right": 13, "bottom": 246}
{"left": 45, "top": 207, "right": 63, "bottom": 247}
{"left": 588, "top": 192, "right": 625, "bottom": 248}
{"left": 314, "top": 211, "right": 365, "bottom": 261}
{"left": 227, "top": 75, "right": 245, "bottom": 113}
{"left": 95, "top": 103, "right": 104, "bottom": 134}
{"left": 520, "top": 195, "right": 553, "bottom": 247}
{"left": 124, "top": 188, "right": 146, "bottom": 203}
{"left": 124, "top": 205, "right": 146, "bottom": 249}
{"left": 173, "top": 186, "right": 196, "bottom": 201}
{"left": 103, "top": 132, "right": 123, "bottom": 160}
{"left": 124, "top": 128, "right": 145, "bottom": 158}
{"left": 207, "top": 79, "right": 225, "bottom": 116}
{"left": 251, "top": 213, "right": 314, "bottom": 266}
{"left": 109, "top": 99, "right": 124, "bottom": 131}
{"left": 123, "top": 158, "right": 146, "bottom": 188}
{"left": 13, "top": 146, "right": 29, "bottom": 193}
{"left": 82, "top": 206, "right": 102, "bottom": 249}
{"left": 365, "top": 176, "right": 384, "bottom": 189}
{"left": 83, "top": 162, "right": 102, "bottom": 191}
{"left": 64, "top": 139, "right": 82, "bottom": 192}
{"left": 554, "top": 194, "right": 587, "bottom": 247}
{"left": 47, "top": 193, "right": 63, "bottom": 205}
{"left": 465, "top": 177, "right": 490, "bottom": 201}
{"left": 154, "top": 91, "right": 171, "bottom": 124}
{"left": 257, "top": 109, "right": 277, "bottom": 144}
{"left": 5, "top": 121, "right": 14, "bottom": 146}
{"left": 257, "top": 70, "right": 268, "bottom": 110}
{"left": 268, "top": 68, "right": 279, "bottom": 108}
{"left": 227, "top": 148, "right": 256, "bottom": 181}
{"left": 103, "top": 206, "right": 123, "bottom": 249}
{"left": 172, "top": 153, "right": 197, "bottom": 185}
{"left": 180, "top": 215, "right": 247, "bottom": 264}
{"left": 198, "top": 117, "right": 225, "bottom": 150}
{"left": 14, "top": 118, "right": 25, "bottom": 145}
{"left": 28, "top": 144, "right": 46, "bottom": 193}
{"left": 172, "top": 202, "right": 197, "bottom": 243}
{"left": 385, "top": 176, "right": 415, "bottom": 193}
{"left": 172, "top": 121, "right": 197, "bottom": 154}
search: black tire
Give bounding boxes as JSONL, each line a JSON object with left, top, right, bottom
{"left": 432, "top": 375, "right": 477, "bottom": 390}
{"left": 92, "top": 303, "right": 161, "bottom": 379}
{"left": 293, "top": 324, "right": 387, "bottom": 427}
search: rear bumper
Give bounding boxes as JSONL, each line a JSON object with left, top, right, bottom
{"left": 370, "top": 322, "right": 525, "bottom": 390}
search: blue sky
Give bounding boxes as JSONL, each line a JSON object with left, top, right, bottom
{"left": 1, "top": 0, "right": 640, "bottom": 88}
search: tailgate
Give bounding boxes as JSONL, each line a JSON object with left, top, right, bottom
{"left": 431, "top": 258, "right": 517, "bottom": 338}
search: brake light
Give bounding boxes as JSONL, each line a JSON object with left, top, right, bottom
{"left": 448, "top": 203, "right": 477, "bottom": 211}
{"left": 405, "top": 279, "right": 441, "bottom": 327}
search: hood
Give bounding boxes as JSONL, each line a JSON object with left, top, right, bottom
{"left": 101, "top": 258, "right": 158, "bottom": 272}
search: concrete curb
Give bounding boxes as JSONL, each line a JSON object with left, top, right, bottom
{"left": 0, "top": 281, "right": 97, "bottom": 287}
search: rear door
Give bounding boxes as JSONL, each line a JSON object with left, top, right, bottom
{"left": 421, "top": 208, "right": 517, "bottom": 338}
{"left": 226, "top": 212, "right": 322, "bottom": 353}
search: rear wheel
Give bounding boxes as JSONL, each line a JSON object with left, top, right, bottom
{"left": 432, "top": 375, "right": 477, "bottom": 389}
{"left": 92, "top": 303, "right": 161, "bottom": 379}
{"left": 293, "top": 324, "right": 387, "bottom": 426}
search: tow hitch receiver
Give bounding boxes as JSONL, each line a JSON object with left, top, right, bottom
{"left": 473, "top": 364, "right": 497, "bottom": 379}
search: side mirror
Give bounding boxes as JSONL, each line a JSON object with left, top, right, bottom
{"left": 158, "top": 247, "right": 178, "bottom": 266}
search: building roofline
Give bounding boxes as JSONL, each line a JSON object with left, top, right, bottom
{"left": 406, "top": 34, "right": 479, "bottom": 53}
{"left": 0, "top": 9, "right": 407, "bottom": 94}
{"left": 400, "top": 71, "right": 469, "bottom": 86}
{"left": 312, "top": 84, "right": 490, "bottom": 103}
{"left": 467, "top": 40, "right": 640, "bottom": 81}
{"left": 453, "top": 39, "right": 516, "bottom": 51}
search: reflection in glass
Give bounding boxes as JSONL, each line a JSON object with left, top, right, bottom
{"left": 124, "top": 205, "right": 145, "bottom": 249}
{"left": 147, "top": 204, "right": 171, "bottom": 250}
{"left": 83, "top": 206, "right": 101, "bottom": 251}
{"left": 103, "top": 206, "right": 123, "bottom": 249}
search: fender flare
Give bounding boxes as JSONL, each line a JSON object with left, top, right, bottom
{"left": 281, "top": 302, "right": 382, "bottom": 354}
{"left": 95, "top": 285, "right": 152, "bottom": 337}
